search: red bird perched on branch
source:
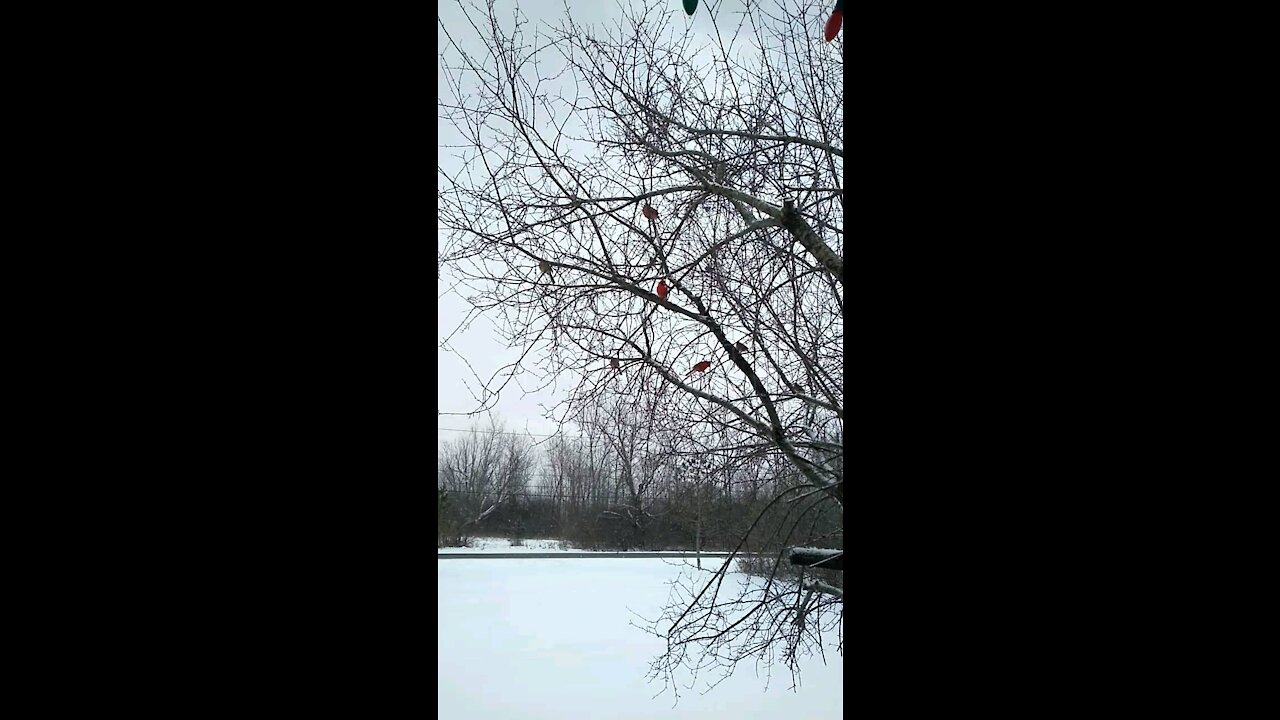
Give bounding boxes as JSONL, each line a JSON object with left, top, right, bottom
{"left": 657, "top": 280, "right": 669, "bottom": 300}
{"left": 687, "top": 360, "right": 711, "bottom": 377}
{"left": 824, "top": 0, "right": 844, "bottom": 42}
{"left": 642, "top": 203, "right": 658, "bottom": 221}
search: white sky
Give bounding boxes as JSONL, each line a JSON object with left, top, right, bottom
{"left": 440, "top": 2, "right": 654, "bottom": 445}
{"left": 437, "top": 0, "right": 759, "bottom": 447}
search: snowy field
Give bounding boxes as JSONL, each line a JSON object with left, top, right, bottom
{"left": 437, "top": 537, "right": 737, "bottom": 554}
{"left": 438, "top": 556, "right": 843, "bottom": 719}
{"left": 438, "top": 537, "right": 575, "bottom": 553}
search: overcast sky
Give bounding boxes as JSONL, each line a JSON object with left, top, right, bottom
{"left": 437, "top": 0, "right": 752, "bottom": 448}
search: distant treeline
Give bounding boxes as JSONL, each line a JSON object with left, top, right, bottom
{"left": 437, "top": 422, "right": 841, "bottom": 556}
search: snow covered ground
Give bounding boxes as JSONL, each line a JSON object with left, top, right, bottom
{"left": 437, "top": 537, "right": 573, "bottom": 553}
{"left": 438, "top": 537, "right": 736, "bottom": 554}
{"left": 438, "top": 557, "right": 843, "bottom": 719}
{"left": 438, "top": 536, "right": 681, "bottom": 553}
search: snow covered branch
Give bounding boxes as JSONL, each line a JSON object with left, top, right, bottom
{"left": 789, "top": 547, "right": 844, "bottom": 571}
{"left": 803, "top": 577, "right": 844, "bottom": 600}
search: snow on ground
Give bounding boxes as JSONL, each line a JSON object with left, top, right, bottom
{"left": 438, "top": 536, "right": 661, "bottom": 553}
{"left": 437, "top": 537, "right": 730, "bottom": 554}
{"left": 437, "top": 537, "right": 573, "bottom": 553}
{"left": 438, "top": 557, "right": 842, "bottom": 719}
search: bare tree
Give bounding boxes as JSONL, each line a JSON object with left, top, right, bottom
{"left": 437, "top": 420, "right": 535, "bottom": 545}
{"left": 579, "top": 385, "right": 670, "bottom": 550}
{"left": 538, "top": 431, "right": 618, "bottom": 548}
{"left": 438, "top": 0, "right": 843, "bottom": 696}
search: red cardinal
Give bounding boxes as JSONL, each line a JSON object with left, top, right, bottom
{"left": 657, "top": 280, "right": 669, "bottom": 300}
{"left": 687, "top": 360, "right": 711, "bottom": 377}
{"left": 824, "top": 0, "right": 844, "bottom": 42}
{"left": 642, "top": 203, "right": 658, "bottom": 221}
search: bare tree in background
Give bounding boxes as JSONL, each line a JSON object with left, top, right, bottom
{"left": 543, "top": 434, "right": 614, "bottom": 540}
{"left": 437, "top": 420, "right": 535, "bottom": 546}
{"left": 580, "top": 381, "right": 673, "bottom": 550}
{"left": 438, "top": 0, "right": 842, "bottom": 697}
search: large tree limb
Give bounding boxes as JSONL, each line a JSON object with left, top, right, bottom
{"left": 789, "top": 547, "right": 844, "bottom": 571}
